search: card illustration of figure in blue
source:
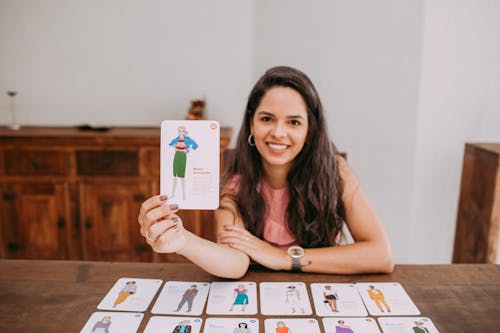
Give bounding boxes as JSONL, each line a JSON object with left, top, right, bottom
{"left": 161, "top": 120, "right": 220, "bottom": 210}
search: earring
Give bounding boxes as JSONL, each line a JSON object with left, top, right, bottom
{"left": 247, "top": 133, "right": 255, "bottom": 147}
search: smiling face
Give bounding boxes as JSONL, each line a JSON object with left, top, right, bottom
{"left": 250, "top": 87, "right": 309, "bottom": 175}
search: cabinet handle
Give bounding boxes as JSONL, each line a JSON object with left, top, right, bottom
{"left": 30, "top": 159, "right": 41, "bottom": 169}
{"left": 133, "top": 194, "right": 146, "bottom": 202}
{"left": 7, "top": 242, "right": 21, "bottom": 251}
{"left": 85, "top": 218, "right": 93, "bottom": 229}
{"left": 57, "top": 217, "right": 65, "bottom": 229}
{"left": 135, "top": 244, "right": 149, "bottom": 253}
{"left": 2, "top": 192, "right": 16, "bottom": 201}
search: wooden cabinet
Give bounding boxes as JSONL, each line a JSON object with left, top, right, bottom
{"left": 0, "top": 126, "right": 232, "bottom": 262}
{"left": 453, "top": 143, "right": 500, "bottom": 263}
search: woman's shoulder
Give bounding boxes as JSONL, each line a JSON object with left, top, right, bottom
{"left": 221, "top": 174, "right": 242, "bottom": 196}
{"left": 335, "top": 155, "right": 360, "bottom": 201}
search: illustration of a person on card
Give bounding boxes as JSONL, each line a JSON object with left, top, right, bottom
{"left": 229, "top": 284, "right": 249, "bottom": 312}
{"left": 233, "top": 322, "right": 252, "bottom": 333}
{"left": 275, "top": 321, "right": 291, "bottom": 333}
{"left": 113, "top": 281, "right": 137, "bottom": 307}
{"left": 367, "top": 285, "right": 391, "bottom": 312}
{"left": 335, "top": 320, "right": 353, "bottom": 333}
{"left": 174, "top": 285, "right": 198, "bottom": 312}
{"left": 91, "top": 315, "right": 111, "bottom": 333}
{"left": 285, "top": 285, "right": 305, "bottom": 314}
{"left": 169, "top": 126, "right": 199, "bottom": 200}
{"left": 172, "top": 319, "right": 192, "bottom": 333}
{"left": 323, "top": 285, "right": 339, "bottom": 312}
{"left": 412, "top": 321, "right": 430, "bottom": 333}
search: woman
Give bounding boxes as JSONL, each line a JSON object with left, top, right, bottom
{"left": 138, "top": 66, "right": 393, "bottom": 278}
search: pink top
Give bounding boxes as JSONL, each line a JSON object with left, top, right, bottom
{"left": 227, "top": 176, "right": 298, "bottom": 248}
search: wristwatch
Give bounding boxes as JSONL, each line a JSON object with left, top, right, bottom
{"left": 287, "top": 246, "right": 305, "bottom": 272}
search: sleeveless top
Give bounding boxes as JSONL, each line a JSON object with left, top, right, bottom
{"left": 227, "top": 176, "right": 298, "bottom": 248}
{"left": 226, "top": 176, "right": 350, "bottom": 247}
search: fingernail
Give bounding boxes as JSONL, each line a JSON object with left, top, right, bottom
{"left": 170, "top": 216, "right": 179, "bottom": 222}
{"left": 224, "top": 225, "right": 232, "bottom": 230}
{"left": 159, "top": 195, "right": 168, "bottom": 201}
{"left": 169, "top": 204, "right": 179, "bottom": 210}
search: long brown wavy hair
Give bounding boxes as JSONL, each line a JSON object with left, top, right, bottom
{"left": 222, "top": 66, "right": 345, "bottom": 247}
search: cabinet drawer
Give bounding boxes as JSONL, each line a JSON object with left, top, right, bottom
{"left": 76, "top": 150, "right": 139, "bottom": 176}
{"left": 4, "top": 150, "right": 70, "bottom": 176}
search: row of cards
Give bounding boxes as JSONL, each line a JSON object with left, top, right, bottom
{"left": 95, "top": 278, "right": 420, "bottom": 317}
{"left": 82, "top": 314, "right": 439, "bottom": 333}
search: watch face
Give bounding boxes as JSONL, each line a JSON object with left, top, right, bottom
{"left": 288, "top": 246, "right": 304, "bottom": 258}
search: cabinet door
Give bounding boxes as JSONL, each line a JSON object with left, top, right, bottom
{"left": 80, "top": 181, "right": 151, "bottom": 262}
{"left": 0, "top": 182, "right": 70, "bottom": 259}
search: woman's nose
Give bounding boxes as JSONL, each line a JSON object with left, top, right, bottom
{"left": 271, "top": 122, "right": 286, "bottom": 137}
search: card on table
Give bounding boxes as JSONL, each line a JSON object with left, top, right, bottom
{"left": 356, "top": 282, "right": 420, "bottom": 316}
{"left": 322, "top": 317, "right": 381, "bottom": 333}
{"left": 378, "top": 317, "right": 440, "bottom": 333}
{"left": 264, "top": 318, "right": 320, "bottom": 333}
{"left": 80, "top": 311, "right": 143, "bottom": 333}
{"left": 206, "top": 281, "right": 258, "bottom": 315}
{"left": 144, "top": 316, "right": 203, "bottom": 333}
{"left": 203, "top": 318, "right": 259, "bottom": 333}
{"left": 161, "top": 120, "right": 220, "bottom": 210}
{"left": 151, "top": 281, "right": 210, "bottom": 316}
{"left": 310, "top": 283, "right": 367, "bottom": 317}
{"left": 97, "top": 277, "right": 163, "bottom": 312}
{"left": 259, "top": 282, "right": 312, "bottom": 316}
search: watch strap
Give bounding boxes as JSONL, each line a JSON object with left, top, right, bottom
{"left": 291, "top": 257, "right": 302, "bottom": 272}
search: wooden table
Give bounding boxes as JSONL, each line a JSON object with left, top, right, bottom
{"left": 0, "top": 260, "right": 499, "bottom": 332}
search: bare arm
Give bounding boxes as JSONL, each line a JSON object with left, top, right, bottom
{"left": 137, "top": 195, "right": 249, "bottom": 279}
{"left": 219, "top": 157, "right": 394, "bottom": 274}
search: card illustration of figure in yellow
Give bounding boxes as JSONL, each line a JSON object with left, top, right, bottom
{"left": 113, "top": 281, "right": 137, "bottom": 307}
{"left": 367, "top": 285, "right": 391, "bottom": 313}
{"left": 169, "top": 126, "right": 199, "bottom": 200}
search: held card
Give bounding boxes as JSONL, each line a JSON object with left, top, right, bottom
{"left": 160, "top": 120, "right": 220, "bottom": 210}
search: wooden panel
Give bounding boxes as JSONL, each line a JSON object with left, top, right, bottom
{"left": 453, "top": 143, "right": 500, "bottom": 263}
{"left": 76, "top": 150, "right": 139, "bottom": 176}
{"left": 0, "top": 182, "right": 69, "bottom": 259}
{"left": 79, "top": 181, "right": 151, "bottom": 261}
{"left": 3, "top": 150, "right": 70, "bottom": 176}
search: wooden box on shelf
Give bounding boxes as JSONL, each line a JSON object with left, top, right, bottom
{"left": 0, "top": 126, "right": 232, "bottom": 262}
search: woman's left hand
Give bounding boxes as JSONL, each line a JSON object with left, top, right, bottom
{"left": 218, "top": 225, "right": 289, "bottom": 271}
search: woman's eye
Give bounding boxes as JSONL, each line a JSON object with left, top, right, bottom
{"left": 260, "top": 116, "right": 272, "bottom": 122}
{"left": 289, "top": 119, "right": 301, "bottom": 126}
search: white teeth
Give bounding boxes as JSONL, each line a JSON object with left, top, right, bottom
{"left": 268, "top": 143, "right": 287, "bottom": 150}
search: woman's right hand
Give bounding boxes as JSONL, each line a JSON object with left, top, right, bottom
{"left": 138, "top": 195, "right": 187, "bottom": 253}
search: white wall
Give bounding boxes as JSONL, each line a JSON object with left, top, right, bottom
{"left": 254, "top": 0, "right": 424, "bottom": 262}
{"left": 1, "top": 0, "right": 499, "bottom": 263}
{"left": 0, "top": 0, "right": 253, "bottom": 140}
{"left": 409, "top": 0, "right": 500, "bottom": 263}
